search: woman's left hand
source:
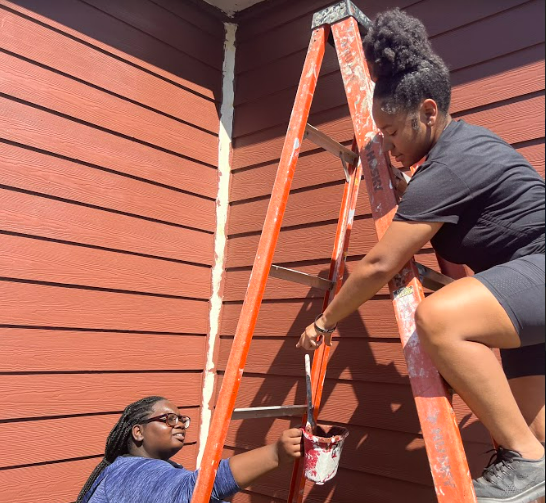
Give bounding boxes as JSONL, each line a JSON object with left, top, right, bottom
{"left": 296, "top": 322, "right": 332, "bottom": 351}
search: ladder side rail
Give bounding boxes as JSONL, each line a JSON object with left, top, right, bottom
{"left": 190, "top": 26, "right": 329, "bottom": 503}
{"left": 287, "top": 141, "right": 363, "bottom": 503}
{"left": 331, "top": 18, "right": 477, "bottom": 502}
{"left": 311, "top": 143, "right": 363, "bottom": 416}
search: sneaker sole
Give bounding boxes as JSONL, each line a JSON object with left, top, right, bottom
{"left": 477, "top": 482, "right": 545, "bottom": 503}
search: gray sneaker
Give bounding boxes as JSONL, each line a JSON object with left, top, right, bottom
{"left": 474, "top": 447, "right": 545, "bottom": 503}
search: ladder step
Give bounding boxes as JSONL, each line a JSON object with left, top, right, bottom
{"left": 305, "top": 123, "right": 358, "bottom": 165}
{"left": 416, "top": 263, "right": 454, "bottom": 291}
{"left": 232, "top": 405, "right": 307, "bottom": 420}
{"left": 270, "top": 265, "right": 334, "bottom": 291}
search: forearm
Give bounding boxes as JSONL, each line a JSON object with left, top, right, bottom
{"left": 228, "top": 444, "right": 279, "bottom": 489}
{"left": 321, "top": 258, "right": 393, "bottom": 328}
{"left": 300, "top": 222, "right": 444, "bottom": 347}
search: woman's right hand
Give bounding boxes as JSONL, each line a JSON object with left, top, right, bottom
{"left": 297, "top": 318, "right": 334, "bottom": 351}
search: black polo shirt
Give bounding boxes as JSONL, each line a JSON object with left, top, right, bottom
{"left": 394, "top": 120, "right": 545, "bottom": 273}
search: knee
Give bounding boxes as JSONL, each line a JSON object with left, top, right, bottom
{"left": 415, "top": 297, "right": 447, "bottom": 350}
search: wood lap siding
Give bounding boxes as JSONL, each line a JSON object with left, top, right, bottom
{"left": 0, "top": 0, "right": 223, "bottom": 501}
{"left": 224, "top": 1, "right": 545, "bottom": 502}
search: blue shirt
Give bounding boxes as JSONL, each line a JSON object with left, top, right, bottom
{"left": 83, "top": 456, "right": 240, "bottom": 503}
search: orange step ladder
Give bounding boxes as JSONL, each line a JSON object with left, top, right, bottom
{"left": 191, "top": 2, "right": 477, "bottom": 502}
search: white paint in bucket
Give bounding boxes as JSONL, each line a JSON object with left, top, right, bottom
{"left": 302, "top": 425, "right": 350, "bottom": 485}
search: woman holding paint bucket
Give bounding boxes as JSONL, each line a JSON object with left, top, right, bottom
{"left": 297, "top": 9, "right": 545, "bottom": 503}
{"left": 77, "top": 396, "right": 302, "bottom": 502}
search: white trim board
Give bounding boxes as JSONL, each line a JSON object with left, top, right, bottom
{"left": 197, "top": 22, "right": 237, "bottom": 468}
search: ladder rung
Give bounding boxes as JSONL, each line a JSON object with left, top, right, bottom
{"left": 305, "top": 124, "right": 358, "bottom": 165}
{"left": 416, "top": 263, "right": 454, "bottom": 291}
{"left": 232, "top": 405, "right": 307, "bottom": 420}
{"left": 270, "top": 265, "right": 334, "bottom": 291}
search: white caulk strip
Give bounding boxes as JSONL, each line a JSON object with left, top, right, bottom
{"left": 198, "top": 22, "right": 237, "bottom": 468}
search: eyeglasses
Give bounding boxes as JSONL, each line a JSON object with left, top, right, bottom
{"left": 144, "top": 413, "right": 191, "bottom": 429}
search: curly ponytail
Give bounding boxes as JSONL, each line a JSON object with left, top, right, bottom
{"left": 77, "top": 396, "right": 166, "bottom": 502}
{"left": 363, "top": 8, "right": 451, "bottom": 115}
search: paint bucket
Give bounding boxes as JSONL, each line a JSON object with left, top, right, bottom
{"left": 302, "top": 425, "right": 349, "bottom": 485}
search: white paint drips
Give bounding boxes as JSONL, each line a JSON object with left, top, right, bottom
{"left": 197, "top": 22, "right": 237, "bottom": 468}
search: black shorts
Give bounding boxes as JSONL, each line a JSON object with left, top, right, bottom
{"left": 475, "top": 254, "right": 545, "bottom": 380}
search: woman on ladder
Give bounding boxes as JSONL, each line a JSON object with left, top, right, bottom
{"left": 297, "top": 9, "right": 545, "bottom": 503}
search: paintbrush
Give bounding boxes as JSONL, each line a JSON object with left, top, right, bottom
{"left": 305, "top": 354, "right": 317, "bottom": 433}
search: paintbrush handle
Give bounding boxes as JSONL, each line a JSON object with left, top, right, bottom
{"left": 305, "top": 354, "right": 317, "bottom": 430}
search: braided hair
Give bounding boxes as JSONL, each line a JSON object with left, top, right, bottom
{"left": 77, "top": 396, "right": 166, "bottom": 502}
{"left": 363, "top": 9, "right": 452, "bottom": 119}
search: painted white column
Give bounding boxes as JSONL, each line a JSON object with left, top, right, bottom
{"left": 198, "top": 22, "right": 237, "bottom": 468}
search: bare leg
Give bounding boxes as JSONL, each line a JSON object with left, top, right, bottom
{"left": 415, "top": 277, "right": 544, "bottom": 460}
{"left": 509, "top": 376, "right": 546, "bottom": 443}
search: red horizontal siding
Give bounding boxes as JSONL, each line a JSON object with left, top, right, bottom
{"left": 233, "top": 106, "right": 358, "bottom": 169}
{"left": 0, "top": 409, "right": 199, "bottom": 468}
{"left": 224, "top": 262, "right": 335, "bottom": 301}
{"left": 0, "top": 189, "right": 214, "bottom": 264}
{"left": 0, "top": 329, "right": 206, "bottom": 372}
{"left": 237, "top": 0, "right": 334, "bottom": 43}
{"left": 231, "top": 149, "right": 349, "bottom": 201}
{"left": 431, "top": 0, "right": 544, "bottom": 71}
{"left": 454, "top": 93, "right": 545, "bottom": 144}
{"left": 0, "top": 50, "right": 219, "bottom": 157}
{"left": 0, "top": 142, "right": 216, "bottom": 232}
{"left": 0, "top": 1, "right": 221, "bottom": 499}
{"left": 151, "top": 0, "right": 226, "bottom": 40}
{"left": 82, "top": 0, "right": 224, "bottom": 70}
{"left": 221, "top": 298, "right": 399, "bottom": 339}
{"left": 226, "top": 417, "right": 490, "bottom": 485}
{"left": 223, "top": 250, "right": 438, "bottom": 302}
{"left": 0, "top": 234, "right": 211, "bottom": 299}
{"left": 0, "top": 97, "right": 218, "bottom": 197}
{"left": 519, "top": 141, "right": 546, "bottom": 176}
{"left": 229, "top": 183, "right": 370, "bottom": 235}
{"left": 219, "top": 375, "right": 489, "bottom": 443}
{"left": 236, "top": 0, "right": 528, "bottom": 44}
{"left": 230, "top": 143, "right": 543, "bottom": 206}
{"left": 235, "top": 0, "right": 418, "bottom": 75}
{"left": 0, "top": 458, "right": 107, "bottom": 503}
{"left": 233, "top": 92, "right": 544, "bottom": 169}
{"left": 0, "top": 372, "right": 203, "bottom": 421}
{"left": 227, "top": 218, "right": 383, "bottom": 268}
{"left": 219, "top": 337, "right": 410, "bottom": 385}
{"left": 234, "top": 0, "right": 539, "bottom": 109}
{"left": 234, "top": 71, "right": 345, "bottom": 138}
{"left": 224, "top": 444, "right": 438, "bottom": 503}
{"left": 451, "top": 45, "right": 545, "bottom": 113}
{"left": 0, "top": 281, "right": 209, "bottom": 333}
{"left": 0, "top": 0, "right": 221, "bottom": 100}
{"left": 231, "top": 491, "right": 285, "bottom": 503}
{"left": 234, "top": 78, "right": 544, "bottom": 142}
